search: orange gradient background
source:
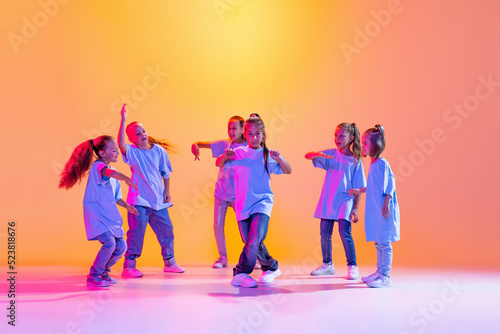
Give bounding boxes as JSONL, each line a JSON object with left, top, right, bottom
{"left": 1, "top": 0, "right": 499, "bottom": 269}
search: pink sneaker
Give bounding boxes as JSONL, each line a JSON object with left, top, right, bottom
{"left": 122, "top": 267, "right": 143, "bottom": 278}
{"left": 164, "top": 263, "right": 185, "bottom": 273}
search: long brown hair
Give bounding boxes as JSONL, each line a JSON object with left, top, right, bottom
{"left": 126, "top": 121, "right": 176, "bottom": 152}
{"left": 58, "top": 135, "right": 115, "bottom": 189}
{"left": 245, "top": 116, "right": 270, "bottom": 175}
{"left": 338, "top": 122, "right": 361, "bottom": 162}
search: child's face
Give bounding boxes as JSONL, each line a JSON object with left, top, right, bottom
{"left": 334, "top": 127, "right": 353, "bottom": 151}
{"left": 127, "top": 124, "right": 148, "bottom": 146}
{"left": 245, "top": 124, "right": 263, "bottom": 149}
{"left": 361, "top": 134, "right": 372, "bottom": 157}
{"left": 100, "top": 140, "right": 120, "bottom": 164}
{"left": 228, "top": 121, "right": 243, "bottom": 142}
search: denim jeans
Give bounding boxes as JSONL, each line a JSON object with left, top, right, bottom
{"left": 320, "top": 218, "right": 357, "bottom": 266}
{"left": 233, "top": 213, "right": 278, "bottom": 276}
{"left": 213, "top": 197, "right": 235, "bottom": 257}
{"left": 124, "top": 206, "right": 175, "bottom": 266}
{"left": 89, "top": 231, "right": 127, "bottom": 277}
{"left": 375, "top": 242, "right": 393, "bottom": 277}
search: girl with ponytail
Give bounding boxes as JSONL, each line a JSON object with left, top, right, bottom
{"left": 59, "top": 135, "right": 138, "bottom": 287}
{"left": 305, "top": 122, "right": 366, "bottom": 280}
{"left": 216, "top": 116, "right": 291, "bottom": 287}
{"left": 349, "top": 124, "right": 400, "bottom": 288}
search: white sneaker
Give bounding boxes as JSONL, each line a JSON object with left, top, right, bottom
{"left": 212, "top": 256, "right": 228, "bottom": 268}
{"left": 367, "top": 275, "right": 392, "bottom": 288}
{"left": 258, "top": 269, "right": 281, "bottom": 284}
{"left": 164, "top": 263, "right": 185, "bottom": 273}
{"left": 122, "top": 267, "right": 143, "bottom": 278}
{"left": 310, "top": 263, "right": 335, "bottom": 276}
{"left": 347, "top": 265, "right": 359, "bottom": 280}
{"left": 231, "top": 273, "right": 258, "bottom": 288}
{"left": 361, "top": 271, "right": 379, "bottom": 283}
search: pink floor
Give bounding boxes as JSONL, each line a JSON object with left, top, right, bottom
{"left": 1, "top": 265, "right": 499, "bottom": 334}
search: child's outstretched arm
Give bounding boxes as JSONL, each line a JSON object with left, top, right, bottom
{"left": 118, "top": 103, "right": 127, "bottom": 156}
{"left": 270, "top": 150, "right": 292, "bottom": 174}
{"left": 102, "top": 168, "right": 138, "bottom": 189}
{"left": 305, "top": 151, "right": 334, "bottom": 160}
{"left": 215, "top": 148, "right": 234, "bottom": 167}
{"left": 191, "top": 141, "right": 211, "bottom": 161}
{"left": 116, "top": 199, "right": 139, "bottom": 215}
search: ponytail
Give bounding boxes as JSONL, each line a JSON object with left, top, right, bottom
{"left": 350, "top": 123, "right": 361, "bottom": 162}
{"left": 58, "top": 135, "right": 115, "bottom": 189}
{"left": 148, "top": 136, "right": 177, "bottom": 153}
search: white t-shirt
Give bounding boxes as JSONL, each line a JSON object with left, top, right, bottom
{"left": 210, "top": 139, "right": 248, "bottom": 202}
{"left": 228, "top": 146, "right": 284, "bottom": 221}
{"left": 365, "top": 158, "right": 400, "bottom": 242}
{"left": 123, "top": 143, "right": 173, "bottom": 210}
{"left": 83, "top": 161, "right": 124, "bottom": 240}
{"left": 312, "top": 148, "right": 366, "bottom": 222}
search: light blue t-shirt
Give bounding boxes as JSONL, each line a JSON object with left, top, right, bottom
{"left": 123, "top": 143, "right": 173, "bottom": 210}
{"left": 312, "top": 148, "right": 366, "bottom": 222}
{"left": 365, "top": 158, "right": 400, "bottom": 242}
{"left": 83, "top": 161, "right": 125, "bottom": 241}
{"left": 210, "top": 139, "right": 248, "bottom": 202}
{"left": 228, "top": 146, "right": 284, "bottom": 221}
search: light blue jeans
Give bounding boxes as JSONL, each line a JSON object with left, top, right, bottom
{"left": 320, "top": 219, "right": 357, "bottom": 266}
{"left": 89, "top": 231, "right": 127, "bottom": 277}
{"left": 124, "top": 206, "right": 176, "bottom": 267}
{"left": 375, "top": 242, "right": 393, "bottom": 277}
{"left": 233, "top": 213, "right": 278, "bottom": 276}
{"left": 213, "top": 197, "right": 235, "bottom": 257}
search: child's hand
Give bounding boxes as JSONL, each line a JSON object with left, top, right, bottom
{"left": 270, "top": 150, "right": 281, "bottom": 160}
{"left": 120, "top": 103, "right": 127, "bottom": 120}
{"left": 125, "top": 178, "right": 137, "bottom": 189}
{"left": 164, "top": 190, "right": 171, "bottom": 203}
{"left": 382, "top": 202, "right": 391, "bottom": 218}
{"left": 319, "top": 152, "right": 334, "bottom": 159}
{"left": 348, "top": 188, "right": 360, "bottom": 196}
{"left": 224, "top": 148, "right": 235, "bottom": 159}
{"left": 350, "top": 208, "right": 359, "bottom": 223}
{"left": 127, "top": 204, "right": 139, "bottom": 216}
{"left": 191, "top": 143, "right": 200, "bottom": 161}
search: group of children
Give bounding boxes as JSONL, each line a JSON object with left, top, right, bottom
{"left": 59, "top": 104, "right": 400, "bottom": 289}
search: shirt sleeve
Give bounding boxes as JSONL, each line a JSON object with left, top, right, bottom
{"left": 96, "top": 161, "right": 110, "bottom": 184}
{"left": 210, "top": 140, "right": 228, "bottom": 158}
{"left": 159, "top": 147, "right": 172, "bottom": 179}
{"left": 122, "top": 144, "right": 132, "bottom": 165}
{"left": 351, "top": 160, "right": 367, "bottom": 189}
{"left": 312, "top": 149, "right": 332, "bottom": 170}
{"left": 268, "top": 154, "right": 284, "bottom": 175}
{"left": 383, "top": 160, "right": 396, "bottom": 196}
{"left": 114, "top": 180, "right": 123, "bottom": 202}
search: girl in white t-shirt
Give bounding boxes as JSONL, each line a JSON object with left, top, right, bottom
{"left": 305, "top": 123, "right": 366, "bottom": 280}
{"left": 191, "top": 116, "right": 247, "bottom": 268}
{"left": 59, "top": 135, "right": 138, "bottom": 287}
{"left": 216, "top": 117, "right": 292, "bottom": 288}
{"left": 349, "top": 125, "right": 400, "bottom": 288}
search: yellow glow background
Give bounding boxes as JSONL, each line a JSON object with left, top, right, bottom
{"left": 1, "top": 0, "right": 499, "bottom": 269}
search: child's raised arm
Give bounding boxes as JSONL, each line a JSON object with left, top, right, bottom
{"left": 305, "top": 151, "right": 334, "bottom": 160}
{"left": 215, "top": 148, "right": 235, "bottom": 167}
{"left": 118, "top": 103, "right": 127, "bottom": 156}
{"left": 191, "top": 141, "right": 211, "bottom": 161}
{"left": 270, "top": 150, "right": 292, "bottom": 174}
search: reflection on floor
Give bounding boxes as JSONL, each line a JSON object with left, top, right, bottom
{"left": 1, "top": 265, "right": 499, "bottom": 334}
